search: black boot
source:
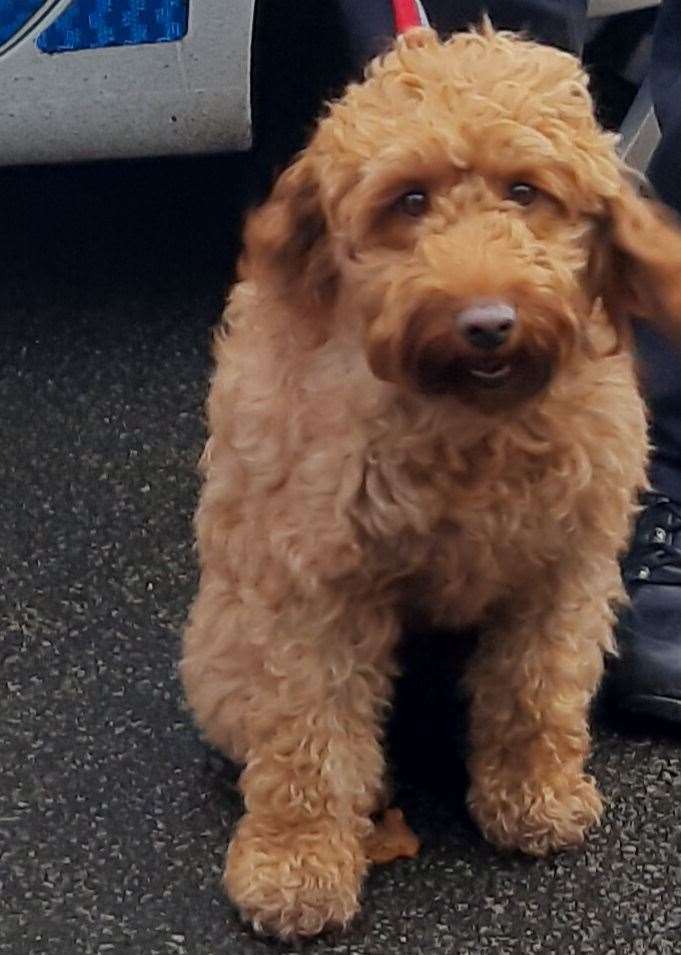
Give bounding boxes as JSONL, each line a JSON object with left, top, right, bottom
{"left": 608, "top": 492, "right": 681, "bottom": 722}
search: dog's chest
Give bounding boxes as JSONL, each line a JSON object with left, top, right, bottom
{"left": 356, "top": 418, "right": 599, "bottom": 622}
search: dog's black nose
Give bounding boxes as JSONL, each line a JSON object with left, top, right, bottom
{"left": 455, "top": 301, "right": 516, "bottom": 351}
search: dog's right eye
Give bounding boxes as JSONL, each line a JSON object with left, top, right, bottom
{"left": 397, "top": 191, "right": 429, "bottom": 217}
{"left": 507, "top": 182, "right": 539, "bottom": 206}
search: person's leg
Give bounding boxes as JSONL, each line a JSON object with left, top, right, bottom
{"left": 641, "top": 0, "right": 681, "bottom": 488}
{"left": 608, "top": 0, "right": 681, "bottom": 721}
{"left": 336, "top": 0, "right": 396, "bottom": 65}
{"left": 337, "top": 0, "right": 588, "bottom": 71}
{"left": 426, "top": 0, "right": 587, "bottom": 53}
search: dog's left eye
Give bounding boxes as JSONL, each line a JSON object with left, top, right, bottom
{"left": 507, "top": 182, "right": 539, "bottom": 206}
{"left": 397, "top": 191, "right": 429, "bottom": 217}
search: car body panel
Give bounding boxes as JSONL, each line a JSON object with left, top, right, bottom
{"left": 0, "top": 0, "right": 255, "bottom": 165}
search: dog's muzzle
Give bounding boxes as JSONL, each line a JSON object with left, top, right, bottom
{"left": 401, "top": 298, "right": 556, "bottom": 407}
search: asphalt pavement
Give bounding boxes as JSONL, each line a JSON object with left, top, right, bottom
{"left": 2, "top": 157, "right": 681, "bottom": 955}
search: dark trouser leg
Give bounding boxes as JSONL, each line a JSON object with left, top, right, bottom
{"left": 336, "top": 0, "right": 588, "bottom": 69}
{"left": 638, "top": 0, "right": 681, "bottom": 497}
{"left": 609, "top": 0, "right": 681, "bottom": 720}
{"left": 426, "top": 0, "right": 587, "bottom": 53}
{"left": 635, "top": 323, "right": 681, "bottom": 501}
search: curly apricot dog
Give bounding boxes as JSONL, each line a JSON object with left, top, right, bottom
{"left": 182, "top": 24, "right": 681, "bottom": 939}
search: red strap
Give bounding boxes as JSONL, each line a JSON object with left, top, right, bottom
{"left": 392, "top": 0, "right": 429, "bottom": 33}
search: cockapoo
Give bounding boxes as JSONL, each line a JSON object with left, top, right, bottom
{"left": 181, "top": 24, "right": 681, "bottom": 939}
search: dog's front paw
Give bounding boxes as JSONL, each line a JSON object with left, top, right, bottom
{"left": 468, "top": 772, "right": 603, "bottom": 857}
{"left": 224, "top": 813, "right": 367, "bottom": 939}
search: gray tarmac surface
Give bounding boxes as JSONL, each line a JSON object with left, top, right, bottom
{"left": 2, "top": 158, "right": 681, "bottom": 955}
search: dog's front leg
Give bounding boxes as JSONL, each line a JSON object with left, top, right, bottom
{"left": 224, "top": 599, "right": 399, "bottom": 940}
{"left": 464, "top": 582, "right": 614, "bottom": 856}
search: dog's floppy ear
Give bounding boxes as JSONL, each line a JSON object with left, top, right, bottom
{"left": 597, "top": 181, "right": 681, "bottom": 347}
{"left": 238, "top": 153, "right": 338, "bottom": 340}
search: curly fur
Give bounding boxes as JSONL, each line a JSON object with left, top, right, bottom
{"left": 181, "top": 24, "right": 681, "bottom": 939}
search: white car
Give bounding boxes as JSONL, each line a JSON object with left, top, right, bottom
{"left": 0, "top": 0, "right": 255, "bottom": 165}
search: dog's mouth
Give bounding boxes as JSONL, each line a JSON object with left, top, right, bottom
{"left": 468, "top": 360, "right": 512, "bottom": 386}
{"left": 412, "top": 345, "right": 553, "bottom": 409}
{"left": 415, "top": 352, "right": 517, "bottom": 394}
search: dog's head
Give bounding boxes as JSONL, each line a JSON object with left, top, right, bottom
{"left": 240, "top": 25, "right": 681, "bottom": 412}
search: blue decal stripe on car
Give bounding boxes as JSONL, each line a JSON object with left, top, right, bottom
{"left": 0, "top": 0, "right": 58, "bottom": 46}
{"left": 37, "top": 0, "right": 189, "bottom": 53}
